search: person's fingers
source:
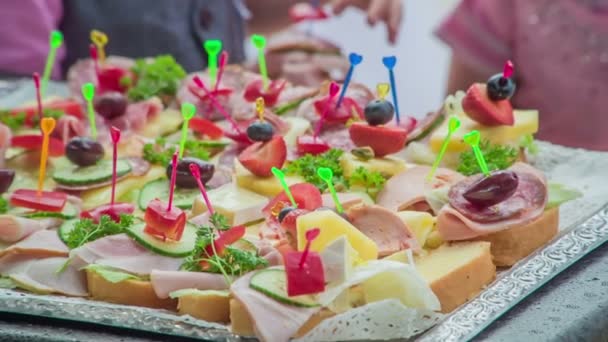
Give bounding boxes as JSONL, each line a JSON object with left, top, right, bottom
{"left": 387, "top": 0, "right": 403, "bottom": 44}
{"left": 367, "top": 0, "right": 386, "bottom": 26}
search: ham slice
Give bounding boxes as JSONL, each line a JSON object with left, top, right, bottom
{"left": 150, "top": 270, "right": 229, "bottom": 299}
{"left": 110, "top": 97, "right": 163, "bottom": 132}
{"left": 69, "top": 234, "right": 182, "bottom": 276}
{"left": 52, "top": 115, "right": 86, "bottom": 145}
{"left": 0, "top": 123, "right": 12, "bottom": 168}
{"left": 231, "top": 271, "right": 320, "bottom": 342}
{"left": 376, "top": 166, "right": 464, "bottom": 214}
{"left": 0, "top": 256, "right": 87, "bottom": 297}
{"left": 347, "top": 204, "right": 420, "bottom": 256}
{"left": 0, "top": 216, "right": 61, "bottom": 243}
{"left": 0, "top": 230, "right": 68, "bottom": 260}
{"left": 321, "top": 192, "right": 366, "bottom": 211}
{"left": 437, "top": 163, "right": 548, "bottom": 240}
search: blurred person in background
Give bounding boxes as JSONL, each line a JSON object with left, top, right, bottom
{"left": 0, "top": 0, "right": 402, "bottom": 78}
{"left": 437, "top": 0, "right": 608, "bottom": 150}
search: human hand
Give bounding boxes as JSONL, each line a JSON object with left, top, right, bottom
{"left": 331, "top": 0, "right": 404, "bottom": 44}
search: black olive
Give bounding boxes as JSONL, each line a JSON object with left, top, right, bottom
{"left": 0, "top": 169, "right": 15, "bottom": 194}
{"left": 246, "top": 121, "right": 274, "bottom": 142}
{"left": 65, "top": 137, "right": 105, "bottom": 167}
{"left": 463, "top": 170, "right": 519, "bottom": 207}
{"left": 94, "top": 91, "right": 128, "bottom": 120}
{"left": 364, "top": 99, "right": 394, "bottom": 126}
{"left": 167, "top": 157, "right": 214, "bottom": 189}
{"left": 486, "top": 74, "right": 516, "bottom": 101}
{"left": 278, "top": 206, "right": 295, "bottom": 223}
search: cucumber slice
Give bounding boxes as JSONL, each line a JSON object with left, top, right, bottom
{"left": 125, "top": 222, "right": 197, "bottom": 258}
{"left": 52, "top": 159, "right": 131, "bottom": 186}
{"left": 138, "top": 179, "right": 199, "bottom": 210}
{"left": 249, "top": 269, "right": 320, "bottom": 308}
{"left": 58, "top": 218, "right": 79, "bottom": 244}
{"left": 232, "top": 238, "right": 258, "bottom": 253}
{"left": 11, "top": 200, "right": 79, "bottom": 220}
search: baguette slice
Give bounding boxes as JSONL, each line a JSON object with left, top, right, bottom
{"left": 473, "top": 208, "right": 559, "bottom": 266}
{"left": 415, "top": 241, "right": 496, "bottom": 313}
{"left": 86, "top": 269, "right": 176, "bottom": 310}
{"left": 176, "top": 290, "right": 231, "bottom": 323}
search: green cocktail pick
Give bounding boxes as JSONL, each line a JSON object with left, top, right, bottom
{"left": 427, "top": 116, "right": 461, "bottom": 181}
{"left": 317, "top": 167, "right": 343, "bottom": 214}
{"left": 179, "top": 103, "right": 196, "bottom": 159}
{"left": 81, "top": 83, "right": 97, "bottom": 140}
{"left": 41, "top": 30, "right": 63, "bottom": 98}
{"left": 251, "top": 34, "right": 269, "bottom": 90}
{"left": 204, "top": 40, "right": 222, "bottom": 89}
{"left": 463, "top": 130, "right": 490, "bottom": 176}
{"left": 271, "top": 167, "right": 297, "bottom": 207}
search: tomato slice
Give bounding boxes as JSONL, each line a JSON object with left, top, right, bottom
{"left": 189, "top": 117, "right": 224, "bottom": 139}
{"left": 10, "top": 98, "right": 85, "bottom": 127}
{"left": 263, "top": 183, "right": 322, "bottom": 215}
{"left": 143, "top": 199, "right": 187, "bottom": 241}
{"left": 206, "top": 225, "right": 246, "bottom": 256}
{"left": 296, "top": 135, "right": 330, "bottom": 156}
{"left": 81, "top": 202, "right": 135, "bottom": 223}
{"left": 243, "top": 79, "right": 286, "bottom": 107}
{"left": 98, "top": 65, "right": 133, "bottom": 94}
{"left": 10, "top": 189, "right": 67, "bottom": 212}
{"left": 10, "top": 135, "right": 65, "bottom": 157}
{"left": 313, "top": 96, "right": 363, "bottom": 124}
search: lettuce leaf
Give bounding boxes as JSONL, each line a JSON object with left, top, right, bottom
{"left": 547, "top": 182, "right": 582, "bottom": 209}
{"left": 85, "top": 264, "right": 141, "bottom": 284}
{"left": 0, "top": 276, "right": 16, "bottom": 289}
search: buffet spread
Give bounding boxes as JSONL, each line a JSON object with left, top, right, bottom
{"left": 0, "top": 19, "right": 606, "bottom": 342}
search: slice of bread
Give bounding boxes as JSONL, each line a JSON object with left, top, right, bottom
{"left": 473, "top": 208, "right": 559, "bottom": 266}
{"left": 177, "top": 291, "right": 231, "bottom": 323}
{"left": 415, "top": 241, "right": 496, "bottom": 313}
{"left": 86, "top": 269, "right": 176, "bottom": 310}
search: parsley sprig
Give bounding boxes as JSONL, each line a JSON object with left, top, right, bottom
{"left": 0, "top": 108, "right": 64, "bottom": 131}
{"left": 143, "top": 137, "right": 210, "bottom": 165}
{"left": 283, "top": 148, "right": 387, "bottom": 197}
{"left": 0, "top": 197, "right": 8, "bottom": 215}
{"left": 457, "top": 140, "right": 518, "bottom": 176}
{"left": 127, "top": 55, "right": 186, "bottom": 102}
{"left": 181, "top": 213, "right": 268, "bottom": 283}
{"left": 64, "top": 215, "right": 134, "bottom": 250}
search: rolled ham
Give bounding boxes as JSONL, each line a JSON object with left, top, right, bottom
{"left": 231, "top": 271, "right": 320, "bottom": 342}
{"left": 0, "top": 216, "right": 62, "bottom": 243}
{"left": 0, "top": 256, "right": 87, "bottom": 297}
{"left": 0, "top": 123, "right": 12, "bottom": 168}
{"left": 437, "top": 163, "right": 548, "bottom": 241}
{"left": 347, "top": 204, "right": 420, "bottom": 257}
{"left": 150, "top": 270, "right": 229, "bottom": 299}
{"left": 376, "top": 166, "right": 464, "bottom": 214}
{"left": 69, "top": 234, "right": 182, "bottom": 276}
{"left": 67, "top": 56, "right": 135, "bottom": 98}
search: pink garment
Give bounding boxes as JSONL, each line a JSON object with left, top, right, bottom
{"left": 437, "top": 0, "right": 608, "bottom": 151}
{"left": 0, "top": 1, "right": 65, "bottom": 79}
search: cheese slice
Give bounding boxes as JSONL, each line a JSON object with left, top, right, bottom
{"left": 340, "top": 152, "right": 406, "bottom": 178}
{"left": 139, "top": 108, "right": 183, "bottom": 138}
{"left": 191, "top": 183, "right": 268, "bottom": 226}
{"left": 430, "top": 109, "right": 539, "bottom": 153}
{"left": 396, "top": 211, "right": 435, "bottom": 247}
{"left": 320, "top": 236, "right": 359, "bottom": 284}
{"left": 283, "top": 117, "right": 311, "bottom": 147}
{"left": 296, "top": 210, "right": 378, "bottom": 261}
{"left": 235, "top": 159, "right": 303, "bottom": 197}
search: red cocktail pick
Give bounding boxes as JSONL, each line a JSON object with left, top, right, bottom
{"left": 285, "top": 227, "right": 325, "bottom": 296}
{"left": 89, "top": 44, "right": 100, "bottom": 82}
{"left": 192, "top": 75, "right": 242, "bottom": 134}
{"left": 313, "top": 82, "right": 340, "bottom": 139}
{"left": 109, "top": 126, "right": 120, "bottom": 206}
{"left": 503, "top": 60, "right": 514, "bottom": 79}
{"left": 190, "top": 163, "right": 214, "bottom": 215}
{"left": 213, "top": 51, "right": 229, "bottom": 94}
{"left": 167, "top": 150, "right": 179, "bottom": 211}
{"left": 33, "top": 72, "right": 43, "bottom": 125}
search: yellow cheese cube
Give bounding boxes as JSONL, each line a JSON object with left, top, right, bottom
{"left": 296, "top": 210, "right": 378, "bottom": 261}
{"left": 81, "top": 166, "right": 165, "bottom": 210}
{"left": 396, "top": 211, "right": 436, "bottom": 247}
{"left": 340, "top": 153, "right": 406, "bottom": 178}
{"left": 234, "top": 160, "right": 303, "bottom": 197}
{"left": 430, "top": 109, "right": 539, "bottom": 153}
{"left": 191, "top": 183, "right": 268, "bottom": 226}
{"left": 283, "top": 117, "right": 311, "bottom": 147}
